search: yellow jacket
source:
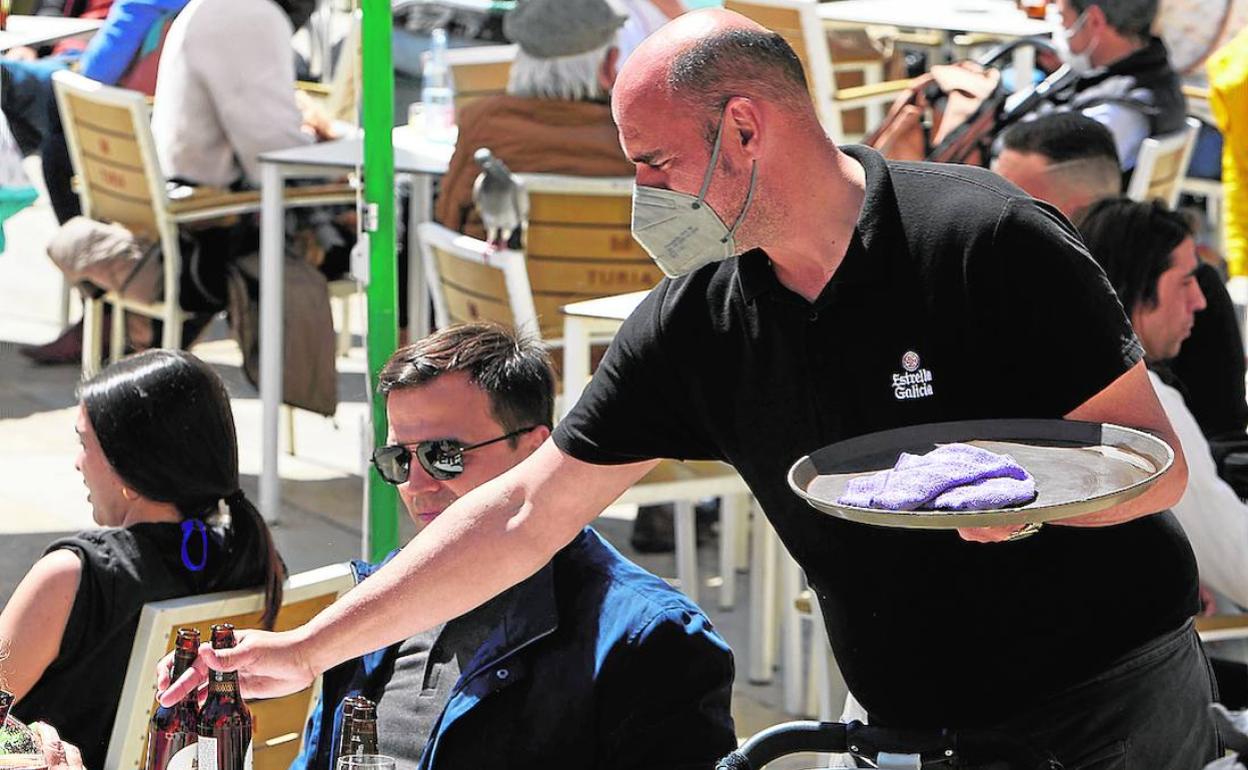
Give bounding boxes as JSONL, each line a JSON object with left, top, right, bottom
{"left": 1208, "top": 27, "right": 1248, "bottom": 276}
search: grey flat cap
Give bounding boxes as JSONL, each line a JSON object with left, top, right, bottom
{"left": 504, "top": 0, "right": 629, "bottom": 58}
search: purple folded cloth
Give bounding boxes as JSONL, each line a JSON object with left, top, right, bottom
{"left": 837, "top": 443, "right": 1037, "bottom": 511}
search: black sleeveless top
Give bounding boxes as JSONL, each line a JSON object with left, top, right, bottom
{"left": 13, "top": 522, "right": 265, "bottom": 770}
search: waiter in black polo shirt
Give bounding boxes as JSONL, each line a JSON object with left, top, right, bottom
{"left": 160, "top": 9, "right": 1218, "bottom": 767}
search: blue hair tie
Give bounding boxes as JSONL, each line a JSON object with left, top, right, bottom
{"left": 181, "top": 518, "right": 208, "bottom": 572}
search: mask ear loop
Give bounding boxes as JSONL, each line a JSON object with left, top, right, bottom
{"left": 181, "top": 518, "right": 208, "bottom": 572}
{"left": 722, "top": 161, "right": 759, "bottom": 244}
{"left": 692, "top": 115, "right": 729, "bottom": 211}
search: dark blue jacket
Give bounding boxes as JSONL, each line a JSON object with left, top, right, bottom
{"left": 290, "top": 528, "right": 737, "bottom": 770}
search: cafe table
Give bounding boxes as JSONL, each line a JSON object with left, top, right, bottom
{"left": 818, "top": 0, "right": 1054, "bottom": 93}
{"left": 256, "top": 127, "right": 453, "bottom": 523}
{"left": 0, "top": 15, "right": 100, "bottom": 52}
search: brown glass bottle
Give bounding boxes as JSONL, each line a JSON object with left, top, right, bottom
{"left": 144, "top": 628, "right": 200, "bottom": 770}
{"left": 197, "top": 625, "right": 253, "bottom": 770}
{"left": 347, "top": 701, "right": 378, "bottom": 757}
{"left": 335, "top": 697, "right": 364, "bottom": 763}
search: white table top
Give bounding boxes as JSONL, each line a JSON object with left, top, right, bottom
{"left": 258, "top": 127, "right": 454, "bottom": 175}
{"left": 818, "top": 0, "right": 1053, "bottom": 38}
{"left": 561, "top": 290, "right": 650, "bottom": 323}
{"left": 0, "top": 15, "right": 101, "bottom": 51}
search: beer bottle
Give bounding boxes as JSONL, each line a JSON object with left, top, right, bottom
{"left": 335, "top": 697, "right": 363, "bottom": 763}
{"left": 197, "top": 625, "right": 253, "bottom": 770}
{"left": 144, "top": 628, "right": 200, "bottom": 770}
{"left": 348, "top": 701, "right": 377, "bottom": 756}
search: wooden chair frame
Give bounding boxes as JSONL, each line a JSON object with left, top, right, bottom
{"left": 446, "top": 44, "right": 518, "bottom": 112}
{"left": 1127, "top": 116, "right": 1202, "bottom": 209}
{"left": 53, "top": 71, "right": 356, "bottom": 377}
{"left": 418, "top": 221, "right": 540, "bottom": 337}
{"left": 724, "top": 0, "right": 912, "bottom": 141}
{"left": 104, "top": 563, "right": 354, "bottom": 770}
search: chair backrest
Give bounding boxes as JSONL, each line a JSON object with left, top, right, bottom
{"left": 446, "top": 44, "right": 518, "bottom": 113}
{"left": 517, "top": 174, "right": 663, "bottom": 341}
{"left": 1126, "top": 116, "right": 1202, "bottom": 209}
{"left": 52, "top": 70, "right": 169, "bottom": 240}
{"left": 104, "top": 564, "right": 355, "bottom": 770}
{"left": 723, "top": 0, "right": 841, "bottom": 136}
{"left": 418, "top": 221, "right": 540, "bottom": 336}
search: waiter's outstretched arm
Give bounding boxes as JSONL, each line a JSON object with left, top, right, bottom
{"left": 960, "top": 360, "right": 1187, "bottom": 543}
{"left": 1056, "top": 359, "right": 1187, "bottom": 526}
{"left": 158, "top": 441, "right": 657, "bottom": 704}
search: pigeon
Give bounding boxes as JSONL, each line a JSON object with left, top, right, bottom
{"left": 471, "top": 147, "right": 527, "bottom": 253}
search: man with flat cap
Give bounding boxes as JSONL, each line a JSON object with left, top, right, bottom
{"left": 434, "top": 0, "right": 636, "bottom": 236}
{"left": 164, "top": 8, "right": 1216, "bottom": 767}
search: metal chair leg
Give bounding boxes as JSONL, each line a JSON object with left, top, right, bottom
{"left": 109, "top": 306, "right": 126, "bottom": 364}
{"left": 674, "top": 500, "right": 698, "bottom": 605}
{"left": 748, "top": 505, "right": 778, "bottom": 684}
{"left": 782, "top": 553, "right": 805, "bottom": 715}
{"left": 718, "top": 493, "right": 748, "bottom": 610}
{"left": 81, "top": 297, "right": 104, "bottom": 378}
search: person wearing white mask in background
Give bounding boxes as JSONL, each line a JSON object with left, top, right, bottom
{"left": 1028, "top": 0, "right": 1185, "bottom": 172}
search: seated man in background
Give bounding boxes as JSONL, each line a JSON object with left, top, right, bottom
{"left": 288, "top": 323, "right": 736, "bottom": 770}
{"left": 151, "top": 0, "right": 324, "bottom": 192}
{"left": 2, "top": 0, "right": 189, "bottom": 228}
{"left": 992, "top": 112, "right": 1122, "bottom": 221}
{"left": 994, "top": 112, "right": 1248, "bottom": 483}
{"left": 1027, "top": 0, "right": 1185, "bottom": 172}
{"left": 1, "top": 0, "right": 114, "bottom": 164}
{"left": 434, "top": 0, "right": 634, "bottom": 236}
{"left": 1077, "top": 198, "right": 1248, "bottom": 708}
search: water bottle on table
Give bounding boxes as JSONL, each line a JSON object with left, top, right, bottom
{"left": 421, "top": 28, "right": 456, "bottom": 144}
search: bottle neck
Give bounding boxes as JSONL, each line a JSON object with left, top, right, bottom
{"left": 167, "top": 653, "right": 199, "bottom": 705}
{"left": 208, "top": 669, "right": 241, "bottom": 696}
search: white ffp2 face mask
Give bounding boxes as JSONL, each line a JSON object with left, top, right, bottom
{"left": 630, "top": 116, "right": 758, "bottom": 279}
{"left": 1053, "top": 9, "right": 1097, "bottom": 75}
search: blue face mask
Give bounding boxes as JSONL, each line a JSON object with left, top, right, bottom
{"left": 629, "top": 114, "right": 759, "bottom": 278}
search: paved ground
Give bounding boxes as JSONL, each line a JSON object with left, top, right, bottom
{"left": 0, "top": 159, "right": 844, "bottom": 767}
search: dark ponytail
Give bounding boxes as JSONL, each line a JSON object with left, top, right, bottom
{"left": 223, "top": 491, "right": 285, "bottom": 630}
{"left": 80, "top": 350, "right": 287, "bottom": 629}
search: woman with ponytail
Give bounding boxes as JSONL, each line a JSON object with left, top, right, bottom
{"left": 0, "top": 350, "right": 286, "bottom": 770}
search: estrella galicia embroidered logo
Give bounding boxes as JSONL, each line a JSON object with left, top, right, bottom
{"left": 892, "top": 350, "right": 934, "bottom": 400}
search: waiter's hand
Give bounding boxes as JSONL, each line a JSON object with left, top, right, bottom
{"left": 156, "top": 628, "right": 317, "bottom": 706}
{"left": 957, "top": 524, "right": 1032, "bottom": 543}
{"left": 31, "top": 722, "right": 85, "bottom": 770}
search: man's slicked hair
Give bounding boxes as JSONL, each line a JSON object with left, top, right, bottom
{"left": 1001, "top": 112, "right": 1123, "bottom": 199}
{"left": 1068, "top": 0, "right": 1158, "bottom": 37}
{"left": 379, "top": 323, "right": 556, "bottom": 436}
{"left": 667, "top": 26, "right": 814, "bottom": 144}
{"left": 1075, "top": 197, "right": 1192, "bottom": 318}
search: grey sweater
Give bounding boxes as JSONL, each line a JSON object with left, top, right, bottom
{"left": 151, "top": 0, "right": 312, "bottom": 189}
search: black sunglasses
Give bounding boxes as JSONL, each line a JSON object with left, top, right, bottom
{"left": 371, "top": 426, "right": 540, "bottom": 484}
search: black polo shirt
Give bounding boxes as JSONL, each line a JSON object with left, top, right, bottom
{"left": 552, "top": 145, "right": 1199, "bottom": 728}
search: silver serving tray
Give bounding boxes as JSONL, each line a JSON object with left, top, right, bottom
{"left": 787, "top": 419, "right": 1173, "bottom": 529}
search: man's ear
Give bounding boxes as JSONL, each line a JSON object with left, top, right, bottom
{"left": 725, "top": 96, "right": 763, "bottom": 160}
{"left": 599, "top": 46, "right": 620, "bottom": 94}
{"left": 524, "top": 424, "right": 553, "bottom": 453}
{"left": 1084, "top": 3, "right": 1108, "bottom": 35}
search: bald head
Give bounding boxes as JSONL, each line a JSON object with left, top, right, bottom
{"left": 614, "top": 9, "right": 816, "bottom": 144}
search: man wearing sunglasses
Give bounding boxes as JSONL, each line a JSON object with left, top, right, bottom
{"left": 287, "top": 323, "right": 736, "bottom": 770}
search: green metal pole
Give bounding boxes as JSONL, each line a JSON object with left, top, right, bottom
{"left": 361, "top": 0, "right": 400, "bottom": 561}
